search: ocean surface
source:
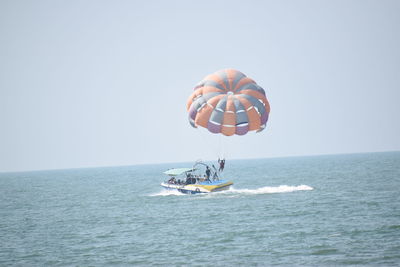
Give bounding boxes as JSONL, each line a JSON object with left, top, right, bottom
{"left": 1, "top": 152, "right": 399, "bottom": 266}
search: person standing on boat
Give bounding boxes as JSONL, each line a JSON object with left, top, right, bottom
{"left": 212, "top": 165, "right": 219, "bottom": 181}
{"left": 212, "top": 171, "right": 218, "bottom": 181}
{"left": 205, "top": 166, "right": 211, "bottom": 181}
{"left": 218, "top": 158, "right": 225, "bottom": 172}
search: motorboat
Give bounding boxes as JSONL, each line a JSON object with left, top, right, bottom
{"left": 161, "top": 161, "right": 233, "bottom": 194}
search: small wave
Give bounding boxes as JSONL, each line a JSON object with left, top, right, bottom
{"left": 149, "top": 189, "right": 185, "bottom": 197}
{"left": 311, "top": 248, "right": 339, "bottom": 255}
{"left": 226, "top": 185, "right": 313, "bottom": 195}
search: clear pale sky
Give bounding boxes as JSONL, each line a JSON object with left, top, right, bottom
{"left": 1, "top": 0, "right": 399, "bottom": 172}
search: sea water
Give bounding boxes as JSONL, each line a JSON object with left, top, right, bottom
{"left": 0, "top": 152, "right": 399, "bottom": 266}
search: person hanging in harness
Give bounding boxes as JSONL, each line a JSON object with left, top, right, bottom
{"left": 218, "top": 158, "right": 225, "bottom": 172}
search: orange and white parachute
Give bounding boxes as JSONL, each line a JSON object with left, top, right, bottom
{"left": 187, "top": 69, "right": 270, "bottom": 136}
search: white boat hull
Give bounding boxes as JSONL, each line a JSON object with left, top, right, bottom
{"left": 161, "top": 180, "right": 233, "bottom": 194}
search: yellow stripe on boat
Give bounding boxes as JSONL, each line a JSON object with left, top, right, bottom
{"left": 195, "top": 181, "right": 233, "bottom": 192}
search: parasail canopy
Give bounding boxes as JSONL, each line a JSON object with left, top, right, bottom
{"left": 187, "top": 69, "right": 270, "bottom": 136}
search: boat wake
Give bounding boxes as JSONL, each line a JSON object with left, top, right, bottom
{"left": 149, "top": 189, "right": 185, "bottom": 197}
{"left": 149, "top": 185, "right": 313, "bottom": 197}
{"left": 226, "top": 185, "right": 314, "bottom": 195}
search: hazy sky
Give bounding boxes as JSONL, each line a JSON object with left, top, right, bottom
{"left": 1, "top": 0, "right": 399, "bottom": 172}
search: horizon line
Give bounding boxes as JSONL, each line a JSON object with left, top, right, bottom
{"left": 1, "top": 149, "right": 399, "bottom": 174}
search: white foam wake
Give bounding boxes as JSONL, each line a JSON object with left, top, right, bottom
{"left": 149, "top": 189, "right": 185, "bottom": 196}
{"left": 149, "top": 185, "right": 313, "bottom": 197}
{"left": 224, "top": 185, "right": 313, "bottom": 195}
